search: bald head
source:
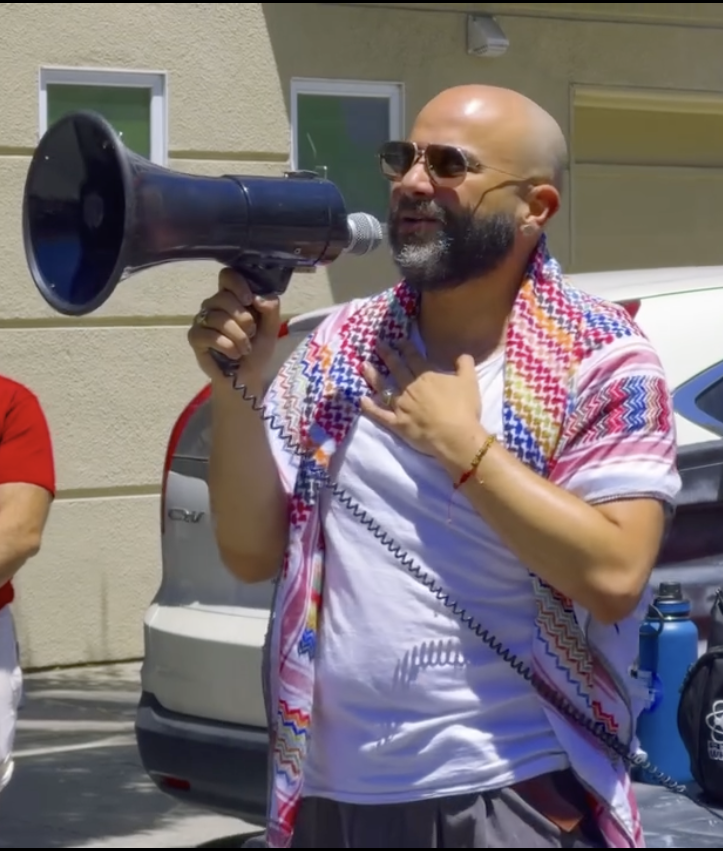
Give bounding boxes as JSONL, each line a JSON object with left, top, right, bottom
{"left": 387, "top": 85, "right": 567, "bottom": 292}
{"left": 413, "top": 84, "right": 568, "bottom": 192}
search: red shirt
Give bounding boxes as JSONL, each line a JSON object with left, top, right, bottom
{"left": 0, "top": 376, "right": 56, "bottom": 609}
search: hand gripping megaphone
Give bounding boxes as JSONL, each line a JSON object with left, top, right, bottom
{"left": 21, "top": 109, "right": 385, "bottom": 318}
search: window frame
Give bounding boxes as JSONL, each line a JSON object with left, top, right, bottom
{"left": 673, "top": 359, "right": 723, "bottom": 439}
{"left": 38, "top": 66, "right": 169, "bottom": 165}
{"left": 289, "top": 77, "right": 404, "bottom": 211}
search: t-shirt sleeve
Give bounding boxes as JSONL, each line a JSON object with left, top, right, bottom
{"left": 551, "top": 333, "right": 681, "bottom": 509}
{"left": 0, "top": 384, "right": 56, "bottom": 498}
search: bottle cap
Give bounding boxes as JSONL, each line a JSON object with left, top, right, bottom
{"left": 649, "top": 580, "right": 692, "bottom": 620}
{"left": 656, "top": 582, "right": 683, "bottom": 602}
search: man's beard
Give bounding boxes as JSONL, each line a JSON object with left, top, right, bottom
{"left": 387, "top": 199, "right": 517, "bottom": 292}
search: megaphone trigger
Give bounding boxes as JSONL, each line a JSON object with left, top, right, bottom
{"left": 21, "top": 109, "right": 385, "bottom": 318}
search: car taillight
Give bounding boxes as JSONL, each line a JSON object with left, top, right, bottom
{"left": 160, "top": 320, "right": 291, "bottom": 533}
{"left": 618, "top": 299, "right": 641, "bottom": 319}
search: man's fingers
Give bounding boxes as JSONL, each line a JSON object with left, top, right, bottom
{"left": 361, "top": 362, "right": 387, "bottom": 394}
{"left": 455, "top": 353, "right": 476, "bottom": 377}
{"left": 203, "top": 291, "right": 259, "bottom": 337}
{"left": 360, "top": 394, "right": 396, "bottom": 427}
{"left": 188, "top": 325, "right": 248, "bottom": 362}
{"left": 189, "top": 270, "right": 284, "bottom": 382}
{"left": 377, "top": 342, "right": 414, "bottom": 388}
{"left": 216, "top": 269, "right": 281, "bottom": 339}
{"left": 397, "top": 338, "right": 429, "bottom": 377}
{"left": 251, "top": 294, "right": 282, "bottom": 339}
{"left": 218, "top": 267, "right": 255, "bottom": 306}
{"left": 196, "top": 309, "right": 253, "bottom": 357}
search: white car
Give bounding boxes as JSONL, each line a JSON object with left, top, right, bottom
{"left": 135, "top": 265, "right": 723, "bottom": 828}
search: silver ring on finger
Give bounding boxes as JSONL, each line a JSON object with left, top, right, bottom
{"left": 194, "top": 308, "right": 210, "bottom": 329}
{"left": 381, "top": 388, "right": 396, "bottom": 409}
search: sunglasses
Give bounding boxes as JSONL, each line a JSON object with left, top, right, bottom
{"left": 378, "top": 140, "right": 527, "bottom": 186}
{"left": 378, "top": 140, "right": 485, "bottom": 185}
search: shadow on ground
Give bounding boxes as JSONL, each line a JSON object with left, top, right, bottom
{"left": 0, "top": 663, "right": 245, "bottom": 848}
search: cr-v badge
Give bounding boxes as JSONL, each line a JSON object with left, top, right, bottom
{"left": 167, "top": 508, "right": 205, "bottom": 523}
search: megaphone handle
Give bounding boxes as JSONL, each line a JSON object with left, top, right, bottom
{"left": 235, "top": 264, "right": 294, "bottom": 298}
{"left": 207, "top": 264, "right": 295, "bottom": 377}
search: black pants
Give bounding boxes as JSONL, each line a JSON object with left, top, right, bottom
{"left": 290, "top": 769, "right": 607, "bottom": 848}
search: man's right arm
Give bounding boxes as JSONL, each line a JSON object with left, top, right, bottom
{"left": 208, "top": 376, "right": 289, "bottom": 584}
{"left": 186, "top": 269, "right": 292, "bottom": 585}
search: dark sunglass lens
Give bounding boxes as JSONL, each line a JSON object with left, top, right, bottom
{"left": 427, "top": 145, "right": 468, "bottom": 179}
{"left": 379, "top": 141, "right": 414, "bottom": 178}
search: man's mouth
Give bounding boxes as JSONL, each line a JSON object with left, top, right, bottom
{"left": 400, "top": 212, "right": 443, "bottom": 224}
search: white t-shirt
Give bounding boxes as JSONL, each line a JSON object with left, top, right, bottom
{"left": 302, "top": 326, "right": 568, "bottom": 804}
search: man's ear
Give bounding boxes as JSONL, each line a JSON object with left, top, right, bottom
{"left": 525, "top": 183, "right": 560, "bottom": 228}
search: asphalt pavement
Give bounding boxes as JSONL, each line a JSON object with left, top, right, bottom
{"left": 0, "top": 661, "right": 260, "bottom": 848}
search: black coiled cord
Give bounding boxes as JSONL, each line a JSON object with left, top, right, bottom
{"left": 228, "top": 370, "right": 723, "bottom": 822}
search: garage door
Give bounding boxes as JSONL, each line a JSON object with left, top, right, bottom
{"left": 571, "top": 86, "right": 723, "bottom": 272}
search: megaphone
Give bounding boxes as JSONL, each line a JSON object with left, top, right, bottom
{"left": 21, "top": 109, "right": 385, "bottom": 318}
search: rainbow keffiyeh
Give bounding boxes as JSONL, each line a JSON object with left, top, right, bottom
{"left": 260, "top": 234, "right": 680, "bottom": 848}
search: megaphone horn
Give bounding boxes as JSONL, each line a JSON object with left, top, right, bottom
{"left": 22, "top": 109, "right": 385, "bottom": 317}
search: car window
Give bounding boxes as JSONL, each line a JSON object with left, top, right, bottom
{"left": 674, "top": 360, "right": 723, "bottom": 438}
{"left": 696, "top": 376, "right": 723, "bottom": 424}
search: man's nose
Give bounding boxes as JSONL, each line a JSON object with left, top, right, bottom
{"left": 399, "top": 159, "right": 435, "bottom": 197}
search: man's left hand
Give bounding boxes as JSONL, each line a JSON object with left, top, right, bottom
{"left": 360, "top": 339, "right": 482, "bottom": 457}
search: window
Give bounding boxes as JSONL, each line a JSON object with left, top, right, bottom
{"left": 673, "top": 361, "right": 723, "bottom": 438}
{"left": 291, "top": 78, "right": 403, "bottom": 222}
{"left": 39, "top": 67, "right": 168, "bottom": 164}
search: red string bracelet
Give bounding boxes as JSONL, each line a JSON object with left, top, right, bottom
{"left": 453, "top": 434, "right": 497, "bottom": 490}
{"left": 446, "top": 434, "right": 497, "bottom": 523}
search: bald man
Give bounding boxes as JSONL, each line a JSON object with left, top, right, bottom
{"left": 188, "top": 85, "right": 680, "bottom": 848}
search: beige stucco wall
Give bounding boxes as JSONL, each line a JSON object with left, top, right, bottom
{"left": 2, "top": 2, "right": 722, "bottom": 668}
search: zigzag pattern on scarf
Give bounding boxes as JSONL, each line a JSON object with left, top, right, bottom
{"left": 297, "top": 628, "right": 316, "bottom": 659}
{"left": 532, "top": 579, "right": 595, "bottom": 701}
{"left": 572, "top": 374, "right": 673, "bottom": 447}
{"left": 275, "top": 700, "right": 311, "bottom": 783}
{"left": 297, "top": 568, "right": 323, "bottom": 659}
{"left": 591, "top": 699, "right": 620, "bottom": 734}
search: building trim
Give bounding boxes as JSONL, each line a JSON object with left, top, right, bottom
{"left": 573, "top": 84, "right": 723, "bottom": 116}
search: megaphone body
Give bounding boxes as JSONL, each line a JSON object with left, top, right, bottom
{"left": 22, "top": 109, "right": 385, "bottom": 319}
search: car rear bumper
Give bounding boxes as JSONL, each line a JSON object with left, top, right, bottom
{"left": 135, "top": 690, "right": 269, "bottom": 826}
{"left": 141, "top": 603, "right": 270, "bottom": 728}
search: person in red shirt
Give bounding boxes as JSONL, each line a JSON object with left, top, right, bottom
{"left": 0, "top": 375, "right": 55, "bottom": 793}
